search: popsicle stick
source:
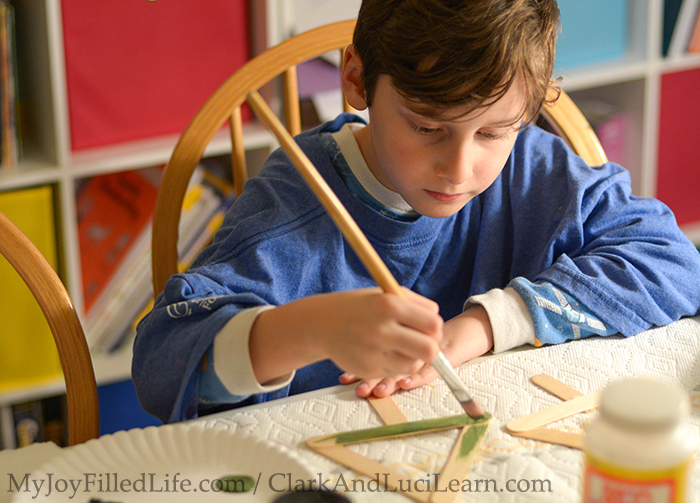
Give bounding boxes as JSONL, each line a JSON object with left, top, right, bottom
{"left": 368, "top": 396, "right": 409, "bottom": 425}
{"left": 506, "top": 375, "right": 587, "bottom": 449}
{"left": 531, "top": 374, "right": 584, "bottom": 401}
{"left": 508, "top": 426, "right": 584, "bottom": 450}
{"left": 532, "top": 374, "right": 596, "bottom": 414}
{"left": 313, "top": 445, "right": 431, "bottom": 503}
{"left": 307, "top": 413, "right": 491, "bottom": 448}
{"left": 430, "top": 423, "right": 490, "bottom": 503}
{"left": 505, "top": 390, "right": 601, "bottom": 433}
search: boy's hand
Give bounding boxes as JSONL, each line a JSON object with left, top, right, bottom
{"left": 340, "top": 305, "right": 493, "bottom": 397}
{"left": 249, "top": 287, "right": 443, "bottom": 385}
{"left": 322, "top": 287, "right": 443, "bottom": 379}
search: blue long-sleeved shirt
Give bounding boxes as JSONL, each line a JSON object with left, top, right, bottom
{"left": 133, "top": 116, "right": 700, "bottom": 423}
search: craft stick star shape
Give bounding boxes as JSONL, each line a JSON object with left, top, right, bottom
{"left": 307, "top": 396, "right": 491, "bottom": 503}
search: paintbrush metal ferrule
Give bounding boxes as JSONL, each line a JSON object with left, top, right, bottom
{"left": 432, "top": 351, "right": 484, "bottom": 418}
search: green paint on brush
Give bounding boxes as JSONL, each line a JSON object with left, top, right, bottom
{"left": 458, "top": 424, "right": 489, "bottom": 458}
{"left": 317, "top": 412, "right": 491, "bottom": 446}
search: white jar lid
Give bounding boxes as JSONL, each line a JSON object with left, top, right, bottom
{"left": 600, "top": 377, "right": 689, "bottom": 430}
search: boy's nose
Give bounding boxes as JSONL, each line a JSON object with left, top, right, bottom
{"left": 435, "top": 142, "right": 473, "bottom": 185}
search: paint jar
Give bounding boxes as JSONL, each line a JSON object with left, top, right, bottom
{"left": 582, "top": 377, "right": 695, "bottom": 502}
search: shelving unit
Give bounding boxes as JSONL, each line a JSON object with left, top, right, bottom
{"left": 558, "top": 0, "right": 700, "bottom": 242}
{"left": 0, "top": 0, "right": 276, "bottom": 435}
{"left": 0, "top": 0, "right": 698, "bottom": 439}
{"left": 8, "top": 1, "right": 275, "bottom": 314}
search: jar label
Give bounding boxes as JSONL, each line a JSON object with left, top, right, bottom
{"left": 583, "top": 454, "right": 691, "bottom": 503}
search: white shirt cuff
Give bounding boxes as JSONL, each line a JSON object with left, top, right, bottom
{"left": 212, "top": 306, "right": 295, "bottom": 395}
{"left": 465, "top": 287, "right": 536, "bottom": 353}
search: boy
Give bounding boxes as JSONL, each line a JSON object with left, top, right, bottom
{"left": 133, "top": 0, "right": 700, "bottom": 424}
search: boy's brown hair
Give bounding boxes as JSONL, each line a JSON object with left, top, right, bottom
{"left": 352, "top": 0, "right": 560, "bottom": 124}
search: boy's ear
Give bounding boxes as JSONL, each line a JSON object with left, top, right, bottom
{"left": 341, "top": 44, "right": 368, "bottom": 111}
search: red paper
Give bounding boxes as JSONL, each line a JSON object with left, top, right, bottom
{"left": 657, "top": 67, "right": 700, "bottom": 226}
{"left": 61, "top": 0, "right": 250, "bottom": 151}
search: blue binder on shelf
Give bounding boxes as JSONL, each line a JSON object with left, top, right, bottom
{"left": 555, "top": 0, "right": 629, "bottom": 69}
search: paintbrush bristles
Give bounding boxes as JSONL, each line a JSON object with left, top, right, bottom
{"left": 461, "top": 399, "right": 485, "bottom": 418}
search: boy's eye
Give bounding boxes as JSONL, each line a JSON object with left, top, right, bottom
{"left": 408, "top": 120, "right": 438, "bottom": 135}
{"left": 478, "top": 130, "right": 510, "bottom": 141}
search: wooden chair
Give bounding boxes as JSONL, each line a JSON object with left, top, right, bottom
{"left": 152, "top": 19, "right": 608, "bottom": 297}
{"left": 0, "top": 211, "right": 99, "bottom": 446}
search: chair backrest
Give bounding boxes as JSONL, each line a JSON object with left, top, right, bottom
{"left": 0, "top": 211, "right": 99, "bottom": 446}
{"left": 152, "top": 19, "right": 607, "bottom": 297}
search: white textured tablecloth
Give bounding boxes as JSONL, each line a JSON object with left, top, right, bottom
{"left": 191, "top": 316, "right": 700, "bottom": 502}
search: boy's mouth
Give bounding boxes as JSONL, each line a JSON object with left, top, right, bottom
{"left": 425, "top": 190, "right": 463, "bottom": 203}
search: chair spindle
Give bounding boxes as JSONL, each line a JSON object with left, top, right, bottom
{"left": 229, "top": 107, "right": 247, "bottom": 196}
{"left": 283, "top": 66, "right": 302, "bottom": 136}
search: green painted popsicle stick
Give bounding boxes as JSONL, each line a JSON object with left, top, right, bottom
{"left": 458, "top": 424, "right": 489, "bottom": 458}
{"left": 307, "top": 412, "right": 492, "bottom": 448}
{"left": 430, "top": 424, "right": 490, "bottom": 503}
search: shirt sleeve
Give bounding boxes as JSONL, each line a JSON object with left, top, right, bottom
{"left": 465, "top": 286, "right": 535, "bottom": 353}
{"left": 199, "top": 306, "right": 295, "bottom": 404}
{"left": 488, "top": 126, "right": 700, "bottom": 339}
{"left": 466, "top": 277, "right": 617, "bottom": 353}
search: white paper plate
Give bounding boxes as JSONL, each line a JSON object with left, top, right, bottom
{"left": 11, "top": 424, "right": 316, "bottom": 503}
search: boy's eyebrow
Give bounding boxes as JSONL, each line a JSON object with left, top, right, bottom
{"left": 401, "top": 97, "right": 525, "bottom": 127}
{"left": 411, "top": 107, "right": 524, "bottom": 128}
{"left": 480, "top": 115, "right": 526, "bottom": 128}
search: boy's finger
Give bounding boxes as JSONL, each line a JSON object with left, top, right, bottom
{"left": 355, "top": 378, "right": 382, "bottom": 397}
{"left": 370, "top": 378, "right": 401, "bottom": 397}
{"left": 339, "top": 372, "right": 360, "bottom": 384}
{"left": 355, "top": 378, "right": 402, "bottom": 398}
{"left": 397, "top": 365, "right": 438, "bottom": 390}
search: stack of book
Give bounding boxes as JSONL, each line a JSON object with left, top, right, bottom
{"left": 0, "top": 0, "right": 19, "bottom": 170}
{"left": 0, "top": 395, "right": 67, "bottom": 450}
{"left": 664, "top": 0, "right": 700, "bottom": 57}
{"left": 78, "top": 162, "right": 234, "bottom": 353}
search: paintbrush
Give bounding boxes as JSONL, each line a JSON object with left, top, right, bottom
{"left": 248, "top": 91, "right": 485, "bottom": 418}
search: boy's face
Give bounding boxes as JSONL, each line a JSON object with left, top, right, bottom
{"left": 348, "top": 72, "right": 526, "bottom": 219}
